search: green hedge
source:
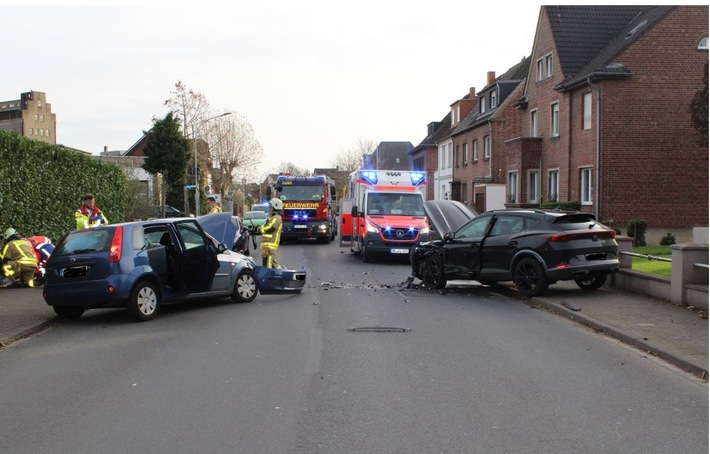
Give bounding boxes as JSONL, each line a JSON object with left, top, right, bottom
{"left": 541, "top": 200, "right": 582, "bottom": 211}
{"left": 0, "top": 131, "right": 126, "bottom": 242}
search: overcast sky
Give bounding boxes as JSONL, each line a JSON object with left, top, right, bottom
{"left": 3, "top": 1, "right": 548, "bottom": 179}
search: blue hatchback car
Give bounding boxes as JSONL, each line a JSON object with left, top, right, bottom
{"left": 43, "top": 213, "right": 306, "bottom": 321}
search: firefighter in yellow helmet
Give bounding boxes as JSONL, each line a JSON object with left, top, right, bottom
{"left": 259, "top": 198, "right": 283, "bottom": 269}
{"left": 1, "top": 228, "right": 39, "bottom": 288}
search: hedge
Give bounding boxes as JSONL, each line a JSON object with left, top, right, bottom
{"left": 0, "top": 131, "right": 126, "bottom": 242}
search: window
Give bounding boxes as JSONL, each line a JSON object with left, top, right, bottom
{"left": 484, "top": 136, "right": 491, "bottom": 159}
{"left": 480, "top": 96, "right": 486, "bottom": 113}
{"left": 453, "top": 105, "right": 460, "bottom": 124}
{"left": 536, "top": 59, "right": 544, "bottom": 81}
{"left": 551, "top": 102, "right": 559, "bottom": 137}
{"left": 545, "top": 54, "right": 553, "bottom": 78}
{"left": 583, "top": 92, "right": 592, "bottom": 130}
{"left": 580, "top": 167, "right": 593, "bottom": 205}
{"left": 528, "top": 170, "right": 539, "bottom": 203}
{"left": 536, "top": 53, "right": 554, "bottom": 80}
{"left": 530, "top": 109, "right": 538, "bottom": 136}
{"left": 455, "top": 145, "right": 459, "bottom": 167}
{"left": 508, "top": 171, "right": 518, "bottom": 203}
{"left": 472, "top": 140, "right": 478, "bottom": 161}
{"left": 34, "top": 114, "right": 39, "bottom": 121}
{"left": 490, "top": 91, "right": 497, "bottom": 108}
{"left": 463, "top": 143, "right": 468, "bottom": 165}
{"left": 456, "top": 215, "right": 490, "bottom": 239}
{"left": 699, "top": 37, "right": 708, "bottom": 50}
{"left": 548, "top": 170, "right": 559, "bottom": 202}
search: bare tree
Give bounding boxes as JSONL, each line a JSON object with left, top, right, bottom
{"left": 203, "top": 111, "right": 264, "bottom": 198}
{"left": 332, "top": 138, "right": 374, "bottom": 173}
{"left": 163, "top": 81, "right": 211, "bottom": 212}
{"left": 277, "top": 162, "right": 310, "bottom": 176}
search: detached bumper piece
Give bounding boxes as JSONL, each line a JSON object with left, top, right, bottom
{"left": 254, "top": 266, "right": 306, "bottom": 294}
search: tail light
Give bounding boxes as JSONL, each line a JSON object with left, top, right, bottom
{"left": 109, "top": 226, "right": 123, "bottom": 263}
{"left": 548, "top": 229, "right": 616, "bottom": 242}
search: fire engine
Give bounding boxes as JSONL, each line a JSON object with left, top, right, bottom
{"left": 270, "top": 174, "right": 337, "bottom": 243}
{"left": 339, "top": 169, "right": 429, "bottom": 262}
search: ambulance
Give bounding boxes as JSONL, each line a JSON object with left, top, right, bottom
{"left": 339, "top": 169, "right": 429, "bottom": 262}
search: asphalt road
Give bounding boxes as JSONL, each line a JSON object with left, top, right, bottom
{"left": 0, "top": 240, "right": 706, "bottom": 453}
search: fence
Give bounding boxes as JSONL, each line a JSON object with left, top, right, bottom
{"left": 613, "top": 237, "right": 708, "bottom": 309}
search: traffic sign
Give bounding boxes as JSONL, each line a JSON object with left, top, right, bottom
{"left": 185, "top": 184, "right": 197, "bottom": 189}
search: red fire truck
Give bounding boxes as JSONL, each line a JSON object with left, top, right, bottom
{"left": 270, "top": 175, "right": 337, "bottom": 243}
{"left": 339, "top": 169, "right": 429, "bottom": 262}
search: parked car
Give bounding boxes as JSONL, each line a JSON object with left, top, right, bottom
{"left": 152, "top": 205, "right": 192, "bottom": 218}
{"left": 42, "top": 213, "right": 306, "bottom": 321}
{"left": 411, "top": 205, "right": 619, "bottom": 297}
{"left": 242, "top": 210, "right": 268, "bottom": 230}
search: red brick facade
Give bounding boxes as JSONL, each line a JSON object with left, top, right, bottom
{"left": 518, "top": 6, "right": 708, "bottom": 231}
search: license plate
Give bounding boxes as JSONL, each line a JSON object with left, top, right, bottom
{"left": 293, "top": 225, "right": 308, "bottom": 229}
{"left": 390, "top": 248, "right": 409, "bottom": 254}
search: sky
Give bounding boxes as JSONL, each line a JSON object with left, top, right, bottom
{"left": 3, "top": 1, "right": 548, "bottom": 180}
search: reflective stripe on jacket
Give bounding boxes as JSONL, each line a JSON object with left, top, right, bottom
{"left": 1, "top": 239, "right": 39, "bottom": 267}
{"left": 75, "top": 206, "right": 108, "bottom": 230}
{"left": 260, "top": 213, "right": 282, "bottom": 250}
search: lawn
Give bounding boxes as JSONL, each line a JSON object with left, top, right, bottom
{"left": 630, "top": 245, "right": 672, "bottom": 277}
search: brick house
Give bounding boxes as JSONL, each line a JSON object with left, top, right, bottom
{"left": 508, "top": 5, "right": 708, "bottom": 239}
{"left": 449, "top": 57, "right": 531, "bottom": 214}
{"left": 409, "top": 113, "right": 451, "bottom": 201}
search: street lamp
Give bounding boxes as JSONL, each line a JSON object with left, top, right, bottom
{"left": 192, "top": 111, "right": 233, "bottom": 214}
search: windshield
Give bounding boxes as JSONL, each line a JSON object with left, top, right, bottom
{"left": 367, "top": 193, "right": 425, "bottom": 216}
{"left": 244, "top": 211, "right": 267, "bottom": 220}
{"left": 277, "top": 185, "right": 323, "bottom": 202}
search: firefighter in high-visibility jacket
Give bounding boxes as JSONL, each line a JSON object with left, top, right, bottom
{"left": 75, "top": 193, "right": 108, "bottom": 230}
{"left": 1, "top": 228, "right": 39, "bottom": 288}
{"left": 259, "top": 198, "right": 283, "bottom": 269}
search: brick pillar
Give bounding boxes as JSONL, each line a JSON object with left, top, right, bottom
{"left": 671, "top": 243, "right": 709, "bottom": 305}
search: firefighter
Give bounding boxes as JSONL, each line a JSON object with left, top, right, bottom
{"left": 1, "top": 228, "right": 39, "bottom": 288}
{"left": 75, "top": 193, "right": 108, "bottom": 230}
{"left": 259, "top": 198, "right": 283, "bottom": 269}
{"left": 206, "top": 196, "right": 222, "bottom": 214}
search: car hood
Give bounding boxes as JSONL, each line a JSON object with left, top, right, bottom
{"left": 423, "top": 200, "right": 477, "bottom": 236}
{"left": 197, "top": 212, "right": 236, "bottom": 246}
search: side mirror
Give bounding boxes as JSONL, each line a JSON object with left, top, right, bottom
{"left": 351, "top": 206, "right": 358, "bottom": 217}
{"left": 443, "top": 232, "right": 454, "bottom": 242}
{"left": 217, "top": 243, "right": 228, "bottom": 253}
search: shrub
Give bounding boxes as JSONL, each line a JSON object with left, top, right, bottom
{"left": 660, "top": 232, "right": 676, "bottom": 246}
{"left": 541, "top": 200, "right": 582, "bottom": 211}
{"left": 626, "top": 219, "right": 648, "bottom": 246}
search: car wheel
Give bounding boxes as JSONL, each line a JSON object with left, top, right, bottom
{"left": 513, "top": 257, "right": 549, "bottom": 297}
{"left": 53, "top": 306, "right": 84, "bottom": 320}
{"left": 575, "top": 273, "right": 607, "bottom": 291}
{"left": 422, "top": 255, "right": 447, "bottom": 289}
{"left": 129, "top": 281, "right": 160, "bottom": 322}
{"left": 232, "top": 269, "right": 258, "bottom": 303}
{"left": 362, "top": 243, "right": 373, "bottom": 263}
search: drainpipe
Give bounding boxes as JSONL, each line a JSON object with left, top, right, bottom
{"left": 587, "top": 77, "right": 601, "bottom": 220}
{"left": 587, "top": 77, "right": 602, "bottom": 221}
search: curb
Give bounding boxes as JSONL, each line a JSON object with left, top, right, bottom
{"left": 494, "top": 285, "right": 709, "bottom": 381}
{"left": 0, "top": 318, "right": 57, "bottom": 349}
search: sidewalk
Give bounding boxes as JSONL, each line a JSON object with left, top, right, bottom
{"left": 1, "top": 282, "right": 708, "bottom": 380}
{"left": 495, "top": 280, "right": 708, "bottom": 380}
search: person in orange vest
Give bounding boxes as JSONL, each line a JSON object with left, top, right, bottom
{"left": 75, "top": 193, "right": 108, "bottom": 230}
{"left": 1, "top": 228, "right": 39, "bottom": 288}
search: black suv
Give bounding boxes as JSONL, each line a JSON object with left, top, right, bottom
{"left": 410, "top": 207, "right": 619, "bottom": 297}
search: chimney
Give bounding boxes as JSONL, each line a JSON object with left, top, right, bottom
{"left": 487, "top": 71, "right": 496, "bottom": 86}
{"left": 103, "top": 146, "right": 108, "bottom": 154}
{"left": 469, "top": 87, "right": 476, "bottom": 98}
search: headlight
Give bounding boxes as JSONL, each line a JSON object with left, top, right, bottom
{"left": 420, "top": 226, "right": 430, "bottom": 234}
{"left": 317, "top": 224, "right": 328, "bottom": 231}
{"left": 366, "top": 223, "right": 378, "bottom": 233}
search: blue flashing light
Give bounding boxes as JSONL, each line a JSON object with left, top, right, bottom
{"left": 409, "top": 172, "right": 426, "bottom": 187}
{"left": 361, "top": 170, "right": 378, "bottom": 185}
